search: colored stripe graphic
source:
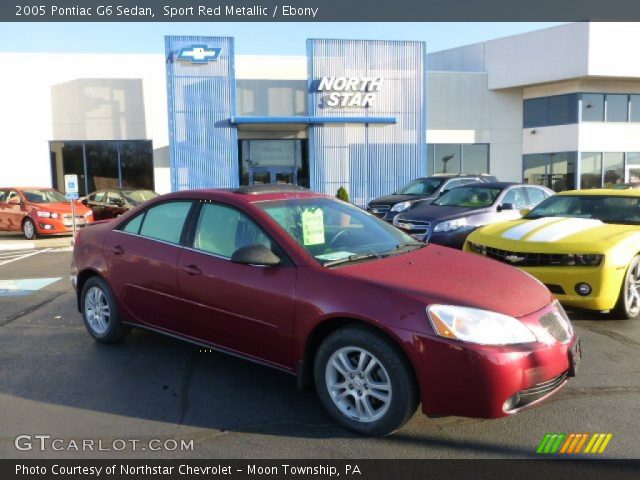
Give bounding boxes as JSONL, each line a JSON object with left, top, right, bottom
{"left": 537, "top": 433, "right": 613, "bottom": 454}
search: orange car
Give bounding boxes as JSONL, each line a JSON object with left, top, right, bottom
{"left": 0, "top": 187, "right": 93, "bottom": 239}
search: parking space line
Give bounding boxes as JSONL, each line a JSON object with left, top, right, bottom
{"left": 0, "top": 248, "right": 52, "bottom": 267}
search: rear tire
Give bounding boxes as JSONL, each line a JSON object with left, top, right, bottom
{"left": 314, "top": 325, "right": 419, "bottom": 436}
{"left": 81, "top": 276, "right": 130, "bottom": 343}
{"left": 612, "top": 255, "right": 640, "bottom": 320}
{"left": 23, "top": 218, "right": 37, "bottom": 240}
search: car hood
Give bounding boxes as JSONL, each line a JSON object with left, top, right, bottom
{"left": 28, "top": 201, "right": 91, "bottom": 215}
{"left": 337, "top": 244, "right": 552, "bottom": 318}
{"left": 369, "top": 193, "right": 436, "bottom": 206}
{"left": 398, "top": 204, "right": 484, "bottom": 223}
{"left": 469, "top": 216, "right": 640, "bottom": 252}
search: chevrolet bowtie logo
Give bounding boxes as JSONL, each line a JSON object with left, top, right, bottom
{"left": 505, "top": 254, "right": 526, "bottom": 263}
{"left": 177, "top": 44, "right": 222, "bottom": 64}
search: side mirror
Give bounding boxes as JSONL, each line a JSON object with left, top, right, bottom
{"left": 439, "top": 189, "right": 450, "bottom": 196}
{"left": 519, "top": 208, "right": 531, "bottom": 216}
{"left": 499, "top": 203, "right": 515, "bottom": 211}
{"left": 231, "top": 244, "right": 281, "bottom": 267}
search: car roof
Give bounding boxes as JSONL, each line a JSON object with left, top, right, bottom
{"left": 558, "top": 189, "right": 640, "bottom": 197}
{"left": 450, "top": 181, "right": 519, "bottom": 189}
{"left": 161, "top": 185, "right": 328, "bottom": 204}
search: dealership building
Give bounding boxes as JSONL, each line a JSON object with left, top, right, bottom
{"left": 3, "top": 22, "right": 640, "bottom": 206}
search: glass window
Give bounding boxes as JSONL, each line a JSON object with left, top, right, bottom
{"left": 603, "top": 153, "right": 625, "bottom": 187}
{"left": 628, "top": 152, "right": 640, "bottom": 166}
{"left": 240, "top": 139, "right": 308, "bottom": 188}
{"left": 21, "top": 189, "right": 66, "bottom": 203}
{"left": 0, "top": 190, "right": 8, "bottom": 202}
{"left": 433, "top": 187, "right": 501, "bottom": 208}
{"left": 523, "top": 97, "right": 547, "bottom": 128}
{"left": 433, "top": 144, "right": 461, "bottom": 174}
{"left": 527, "top": 194, "right": 640, "bottom": 225}
{"left": 580, "top": 153, "right": 603, "bottom": 189}
{"left": 630, "top": 95, "right": 640, "bottom": 122}
{"left": 627, "top": 153, "right": 640, "bottom": 183}
{"left": 86, "top": 142, "right": 119, "bottom": 193}
{"left": 582, "top": 94, "right": 604, "bottom": 122}
{"left": 462, "top": 144, "right": 489, "bottom": 174}
{"left": 93, "top": 192, "right": 106, "bottom": 203}
{"left": 119, "top": 141, "right": 154, "bottom": 190}
{"left": 501, "top": 188, "right": 528, "bottom": 209}
{"left": 396, "top": 178, "right": 444, "bottom": 195}
{"left": 122, "top": 214, "right": 144, "bottom": 235}
{"left": 525, "top": 187, "right": 549, "bottom": 205}
{"left": 547, "top": 94, "right": 578, "bottom": 125}
{"left": 258, "top": 198, "right": 422, "bottom": 266}
{"left": 139, "top": 201, "right": 192, "bottom": 244}
{"left": 193, "top": 203, "right": 273, "bottom": 258}
{"left": 606, "top": 94, "right": 629, "bottom": 122}
{"left": 6, "top": 191, "right": 21, "bottom": 204}
{"left": 549, "top": 152, "right": 576, "bottom": 192}
{"left": 106, "top": 191, "right": 124, "bottom": 206}
{"left": 523, "top": 154, "right": 547, "bottom": 187}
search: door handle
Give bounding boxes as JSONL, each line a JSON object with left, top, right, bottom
{"left": 180, "top": 264, "right": 202, "bottom": 276}
{"left": 109, "top": 245, "right": 125, "bottom": 256}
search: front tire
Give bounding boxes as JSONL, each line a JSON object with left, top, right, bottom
{"left": 314, "top": 325, "right": 419, "bottom": 436}
{"left": 612, "top": 255, "right": 640, "bottom": 319}
{"left": 23, "top": 218, "right": 37, "bottom": 240}
{"left": 81, "top": 276, "right": 130, "bottom": 343}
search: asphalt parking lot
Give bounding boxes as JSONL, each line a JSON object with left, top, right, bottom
{"left": 0, "top": 235, "right": 639, "bottom": 459}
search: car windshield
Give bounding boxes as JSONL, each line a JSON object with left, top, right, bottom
{"left": 395, "top": 178, "right": 443, "bottom": 195}
{"left": 22, "top": 189, "right": 66, "bottom": 203}
{"left": 257, "top": 197, "right": 424, "bottom": 266}
{"left": 526, "top": 195, "right": 640, "bottom": 225}
{"left": 122, "top": 189, "right": 157, "bottom": 204}
{"left": 433, "top": 187, "right": 501, "bottom": 208}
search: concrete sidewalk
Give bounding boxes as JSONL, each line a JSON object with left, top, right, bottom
{"left": 0, "top": 232, "right": 73, "bottom": 251}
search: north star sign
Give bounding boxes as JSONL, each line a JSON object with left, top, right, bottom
{"left": 177, "top": 45, "right": 222, "bottom": 64}
{"left": 318, "top": 76, "right": 383, "bottom": 108}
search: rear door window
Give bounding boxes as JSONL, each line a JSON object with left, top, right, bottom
{"left": 502, "top": 188, "right": 528, "bottom": 208}
{"left": 138, "top": 201, "right": 193, "bottom": 244}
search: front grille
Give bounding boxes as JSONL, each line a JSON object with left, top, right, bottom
{"left": 539, "top": 312, "right": 571, "bottom": 343}
{"left": 394, "top": 220, "right": 431, "bottom": 232}
{"left": 484, "top": 246, "right": 569, "bottom": 267}
{"left": 368, "top": 204, "right": 390, "bottom": 213}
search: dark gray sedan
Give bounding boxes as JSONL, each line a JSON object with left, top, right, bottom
{"left": 392, "top": 182, "right": 554, "bottom": 249}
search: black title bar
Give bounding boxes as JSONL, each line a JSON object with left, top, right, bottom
{"left": 4, "top": 0, "right": 640, "bottom": 21}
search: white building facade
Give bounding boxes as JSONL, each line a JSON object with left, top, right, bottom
{"left": 1, "top": 22, "right": 639, "bottom": 203}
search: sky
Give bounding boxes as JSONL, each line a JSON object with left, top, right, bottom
{"left": 0, "top": 22, "right": 566, "bottom": 55}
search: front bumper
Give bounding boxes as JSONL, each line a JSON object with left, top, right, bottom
{"left": 520, "top": 265, "right": 625, "bottom": 311}
{"left": 390, "top": 304, "right": 578, "bottom": 418}
{"left": 36, "top": 217, "right": 91, "bottom": 234}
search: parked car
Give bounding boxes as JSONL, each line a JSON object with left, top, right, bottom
{"left": 367, "top": 174, "right": 498, "bottom": 222}
{"left": 83, "top": 189, "right": 158, "bottom": 220}
{"left": 611, "top": 182, "right": 640, "bottom": 190}
{"left": 72, "top": 184, "right": 578, "bottom": 436}
{"left": 465, "top": 189, "right": 640, "bottom": 319}
{"left": 392, "top": 183, "right": 554, "bottom": 249}
{"left": 0, "top": 187, "right": 93, "bottom": 239}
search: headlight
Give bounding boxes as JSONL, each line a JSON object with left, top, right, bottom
{"left": 36, "top": 211, "right": 51, "bottom": 218}
{"left": 427, "top": 304, "right": 537, "bottom": 345}
{"left": 574, "top": 254, "right": 603, "bottom": 266}
{"left": 433, "top": 218, "right": 467, "bottom": 232}
{"left": 391, "top": 201, "right": 413, "bottom": 213}
{"left": 84, "top": 211, "right": 93, "bottom": 217}
{"left": 468, "top": 242, "right": 487, "bottom": 255}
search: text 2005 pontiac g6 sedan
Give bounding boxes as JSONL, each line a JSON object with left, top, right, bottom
{"left": 71, "top": 185, "right": 579, "bottom": 436}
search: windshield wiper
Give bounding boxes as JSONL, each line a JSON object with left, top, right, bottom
{"left": 324, "top": 253, "right": 383, "bottom": 267}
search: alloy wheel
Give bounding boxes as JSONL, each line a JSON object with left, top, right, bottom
{"left": 325, "top": 347, "right": 392, "bottom": 423}
{"left": 23, "top": 220, "right": 35, "bottom": 239}
{"left": 625, "top": 259, "right": 640, "bottom": 317}
{"left": 84, "top": 286, "right": 111, "bottom": 334}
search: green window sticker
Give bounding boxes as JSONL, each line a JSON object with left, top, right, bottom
{"left": 301, "top": 207, "right": 325, "bottom": 245}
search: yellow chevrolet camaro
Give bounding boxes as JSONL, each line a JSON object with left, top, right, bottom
{"left": 464, "top": 189, "right": 640, "bottom": 319}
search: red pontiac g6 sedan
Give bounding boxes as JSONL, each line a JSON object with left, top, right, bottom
{"left": 71, "top": 185, "right": 579, "bottom": 435}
